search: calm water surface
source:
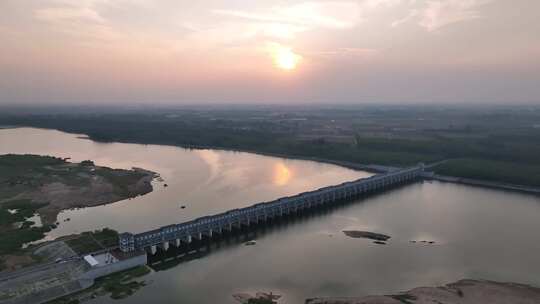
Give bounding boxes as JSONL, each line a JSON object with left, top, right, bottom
{"left": 1, "top": 127, "right": 540, "bottom": 303}
{"left": 0, "top": 128, "right": 369, "bottom": 238}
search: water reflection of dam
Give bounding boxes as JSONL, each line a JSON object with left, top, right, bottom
{"left": 119, "top": 165, "right": 425, "bottom": 254}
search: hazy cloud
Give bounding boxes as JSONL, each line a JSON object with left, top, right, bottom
{"left": 419, "top": 0, "right": 493, "bottom": 31}
{"left": 311, "top": 48, "right": 379, "bottom": 60}
{"left": 393, "top": 0, "right": 494, "bottom": 31}
{"left": 211, "top": 1, "right": 362, "bottom": 42}
{"left": 214, "top": 2, "right": 361, "bottom": 29}
{"left": 0, "top": 0, "right": 539, "bottom": 105}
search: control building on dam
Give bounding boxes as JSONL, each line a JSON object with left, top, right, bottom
{"left": 119, "top": 165, "right": 425, "bottom": 254}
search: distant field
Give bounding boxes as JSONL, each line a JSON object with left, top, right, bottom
{"left": 433, "top": 159, "right": 540, "bottom": 187}
{"left": 1, "top": 105, "right": 539, "bottom": 187}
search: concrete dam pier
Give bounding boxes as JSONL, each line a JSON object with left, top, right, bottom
{"left": 119, "top": 165, "right": 425, "bottom": 254}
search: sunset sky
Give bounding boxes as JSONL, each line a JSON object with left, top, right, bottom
{"left": 1, "top": 0, "right": 539, "bottom": 105}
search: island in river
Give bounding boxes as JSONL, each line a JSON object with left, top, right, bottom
{"left": 306, "top": 279, "right": 540, "bottom": 304}
{"left": 0, "top": 154, "right": 155, "bottom": 271}
{"left": 342, "top": 230, "right": 390, "bottom": 242}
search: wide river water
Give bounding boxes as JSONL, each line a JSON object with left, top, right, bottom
{"left": 1, "top": 127, "right": 540, "bottom": 303}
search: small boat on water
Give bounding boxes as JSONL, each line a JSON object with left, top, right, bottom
{"left": 244, "top": 240, "right": 257, "bottom": 246}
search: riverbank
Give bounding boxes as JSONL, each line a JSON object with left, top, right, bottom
{"left": 426, "top": 174, "right": 540, "bottom": 195}
{"left": 0, "top": 154, "right": 156, "bottom": 271}
{"left": 305, "top": 279, "right": 540, "bottom": 304}
{"left": 0, "top": 126, "right": 405, "bottom": 175}
{"left": 0, "top": 154, "right": 156, "bottom": 225}
{"left": 6, "top": 126, "right": 540, "bottom": 196}
{"left": 72, "top": 132, "right": 540, "bottom": 195}
{"left": 77, "top": 132, "right": 393, "bottom": 174}
{"left": 4, "top": 106, "right": 540, "bottom": 187}
{"left": 32, "top": 126, "right": 540, "bottom": 195}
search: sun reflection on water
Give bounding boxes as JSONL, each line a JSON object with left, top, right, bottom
{"left": 273, "top": 162, "right": 293, "bottom": 186}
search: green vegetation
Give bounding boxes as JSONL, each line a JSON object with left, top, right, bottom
{"left": 433, "top": 159, "right": 540, "bottom": 187}
{"left": 89, "top": 228, "right": 118, "bottom": 247}
{"left": 0, "top": 154, "right": 147, "bottom": 198}
{"left": 0, "top": 154, "right": 64, "bottom": 168}
{"left": 0, "top": 154, "right": 149, "bottom": 270}
{"left": 0, "top": 199, "right": 47, "bottom": 227}
{"left": 47, "top": 266, "right": 151, "bottom": 303}
{"left": 0, "top": 153, "right": 152, "bottom": 227}
{"left": 65, "top": 228, "right": 119, "bottom": 255}
{"left": 80, "top": 160, "right": 94, "bottom": 166}
{"left": 2, "top": 105, "right": 540, "bottom": 186}
{"left": 0, "top": 225, "right": 51, "bottom": 255}
{"left": 0, "top": 154, "right": 90, "bottom": 190}
{"left": 248, "top": 298, "right": 276, "bottom": 304}
{"left": 94, "top": 265, "right": 150, "bottom": 299}
{"left": 0, "top": 199, "right": 51, "bottom": 269}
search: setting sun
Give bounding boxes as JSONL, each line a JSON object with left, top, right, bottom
{"left": 269, "top": 43, "right": 302, "bottom": 70}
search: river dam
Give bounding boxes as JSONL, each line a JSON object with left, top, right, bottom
{"left": 119, "top": 165, "right": 425, "bottom": 254}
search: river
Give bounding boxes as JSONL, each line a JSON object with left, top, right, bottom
{"left": 1, "top": 127, "right": 540, "bottom": 303}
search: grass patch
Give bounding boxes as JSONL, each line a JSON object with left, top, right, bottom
{"left": 0, "top": 199, "right": 48, "bottom": 226}
{"left": 0, "top": 154, "right": 148, "bottom": 199}
{"left": 0, "top": 154, "right": 64, "bottom": 171}
{"left": 248, "top": 298, "right": 276, "bottom": 304}
{"left": 94, "top": 168, "right": 146, "bottom": 196}
{"left": 91, "top": 228, "right": 119, "bottom": 248}
{"left": 65, "top": 235, "right": 101, "bottom": 255}
{"left": 105, "top": 280, "right": 146, "bottom": 299}
{"left": 0, "top": 154, "right": 65, "bottom": 186}
{"left": 46, "top": 266, "right": 151, "bottom": 303}
{"left": 90, "top": 265, "right": 150, "bottom": 299}
{"left": 0, "top": 199, "right": 51, "bottom": 257}
{"left": 0, "top": 226, "right": 51, "bottom": 255}
{"left": 65, "top": 228, "right": 119, "bottom": 255}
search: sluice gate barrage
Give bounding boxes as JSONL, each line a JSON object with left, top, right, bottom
{"left": 119, "top": 165, "right": 424, "bottom": 253}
